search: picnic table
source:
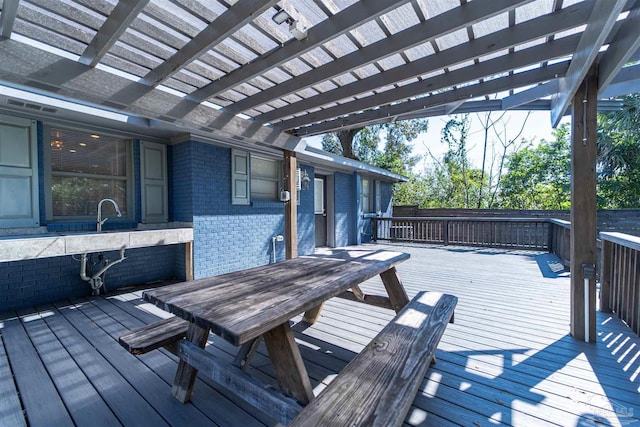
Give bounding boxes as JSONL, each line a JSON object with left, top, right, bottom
{"left": 120, "top": 248, "right": 457, "bottom": 426}
{"left": 127, "top": 250, "right": 409, "bottom": 416}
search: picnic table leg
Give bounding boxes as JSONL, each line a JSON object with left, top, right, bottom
{"left": 233, "top": 336, "right": 262, "bottom": 370}
{"left": 263, "top": 322, "right": 314, "bottom": 404}
{"left": 172, "top": 323, "right": 209, "bottom": 403}
{"left": 302, "top": 303, "right": 324, "bottom": 324}
{"left": 380, "top": 267, "right": 410, "bottom": 313}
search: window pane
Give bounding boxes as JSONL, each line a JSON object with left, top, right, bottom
{"left": 251, "top": 156, "right": 278, "bottom": 179}
{"left": 250, "top": 156, "right": 280, "bottom": 202}
{"left": 50, "top": 129, "right": 127, "bottom": 176}
{"left": 51, "top": 176, "right": 127, "bottom": 217}
{"left": 251, "top": 178, "right": 278, "bottom": 201}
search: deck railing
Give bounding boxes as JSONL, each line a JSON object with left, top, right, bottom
{"left": 600, "top": 232, "right": 640, "bottom": 335}
{"left": 372, "top": 217, "right": 551, "bottom": 250}
{"left": 548, "top": 219, "right": 571, "bottom": 268}
{"left": 373, "top": 216, "right": 639, "bottom": 336}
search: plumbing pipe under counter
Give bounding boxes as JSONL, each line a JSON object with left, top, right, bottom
{"left": 0, "top": 227, "right": 194, "bottom": 263}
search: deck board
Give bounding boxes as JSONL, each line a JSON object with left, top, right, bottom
{"left": 0, "top": 329, "right": 26, "bottom": 427}
{"left": 0, "top": 243, "right": 639, "bottom": 426}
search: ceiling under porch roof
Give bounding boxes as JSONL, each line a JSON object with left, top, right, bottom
{"left": 0, "top": 0, "right": 638, "bottom": 149}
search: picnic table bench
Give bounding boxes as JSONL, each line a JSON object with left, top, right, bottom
{"left": 119, "top": 248, "right": 456, "bottom": 425}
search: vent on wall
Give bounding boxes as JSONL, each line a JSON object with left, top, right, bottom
{"left": 6, "top": 98, "right": 58, "bottom": 114}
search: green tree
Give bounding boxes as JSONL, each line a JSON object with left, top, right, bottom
{"left": 597, "top": 94, "right": 640, "bottom": 208}
{"left": 321, "top": 119, "right": 428, "bottom": 175}
{"left": 498, "top": 124, "right": 571, "bottom": 209}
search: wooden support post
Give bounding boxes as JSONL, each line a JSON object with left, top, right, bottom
{"left": 263, "top": 322, "right": 314, "bottom": 404}
{"left": 570, "top": 63, "right": 598, "bottom": 342}
{"left": 172, "top": 323, "right": 209, "bottom": 402}
{"left": 185, "top": 241, "right": 194, "bottom": 281}
{"left": 284, "top": 151, "right": 298, "bottom": 260}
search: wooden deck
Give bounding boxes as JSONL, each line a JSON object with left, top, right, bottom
{"left": 1, "top": 243, "right": 639, "bottom": 426}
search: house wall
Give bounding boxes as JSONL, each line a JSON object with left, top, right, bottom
{"left": 0, "top": 115, "right": 388, "bottom": 311}
{"left": 334, "top": 172, "right": 357, "bottom": 247}
{"left": 171, "top": 140, "right": 315, "bottom": 279}
{"left": 359, "top": 180, "right": 394, "bottom": 244}
{"left": 0, "top": 124, "right": 176, "bottom": 311}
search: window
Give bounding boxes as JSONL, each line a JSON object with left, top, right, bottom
{"left": 47, "top": 127, "right": 131, "bottom": 219}
{"left": 361, "top": 178, "right": 373, "bottom": 213}
{"left": 0, "top": 115, "right": 39, "bottom": 228}
{"left": 361, "top": 178, "right": 381, "bottom": 214}
{"left": 232, "top": 150, "right": 282, "bottom": 205}
{"left": 251, "top": 156, "right": 281, "bottom": 201}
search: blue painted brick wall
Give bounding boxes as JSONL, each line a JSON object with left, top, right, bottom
{"left": 172, "top": 140, "right": 315, "bottom": 279}
{"left": 334, "top": 172, "right": 357, "bottom": 247}
{"left": 297, "top": 165, "right": 315, "bottom": 255}
{"left": 0, "top": 245, "right": 183, "bottom": 311}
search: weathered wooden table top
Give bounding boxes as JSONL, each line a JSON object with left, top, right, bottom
{"left": 144, "top": 249, "right": 409, "bottom": 345}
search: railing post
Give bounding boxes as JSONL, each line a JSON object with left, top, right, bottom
{"left": 372, "top": 218, "right": 378, "bottom": 242}
{"left": 443, "top": 220, "right": 449, "bottom": 246}
{"left": 548, "top": 223, "right": 554, "bottom": 253}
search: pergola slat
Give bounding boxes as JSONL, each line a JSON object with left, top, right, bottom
{"left": 598, "top": 4, "right": 640, "bottom": 93}
{"left": 259, "top": 1, "right": 591, "bottom": 124}
{"left": 185, "top": 0, "right": 414, "bottom": 105}
{"left": 225, "top": 0, "right": 534, "bottom": 116}
{"left": 0, "top": 0, "right": 19, "bottom": 39}
{"left": 79, "top": 0, "right": 150, "bottom": 67}
{"left": 279, "top": 36, "right": 578, "bottom": 132}
{"left": 292, "top": 62, "right": 568, "bottom": 136}
{"left": 550, "top": 0, "right": 626, "bottom": 127}
{"left": 140, "top": 0, "right": 277, "bottom": 88}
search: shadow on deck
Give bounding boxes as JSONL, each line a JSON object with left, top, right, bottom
{"left": 1, "top": 243, "right": 639, "bottom": 426}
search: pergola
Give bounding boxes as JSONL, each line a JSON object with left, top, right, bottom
{"left": 0, "top": 0, "right": 638, "bottom": 342}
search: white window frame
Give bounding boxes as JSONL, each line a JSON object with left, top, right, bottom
{"left": 43, "top": 125, "right": 134, "bottom": 221}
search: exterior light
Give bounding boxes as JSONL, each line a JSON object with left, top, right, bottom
{"left": 272, "top": 10, "right": 291, "bottom": 25}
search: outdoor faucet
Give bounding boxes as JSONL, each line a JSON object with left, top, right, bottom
{"left": 97, "top": 198, "right": 122, "bottom": 232}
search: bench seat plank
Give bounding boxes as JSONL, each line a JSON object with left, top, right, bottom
{"left": 289, "top": 291, "right": 457, "bottom": 427}
{"left": 119, "top": 317, "right": 189, "bottom": 355}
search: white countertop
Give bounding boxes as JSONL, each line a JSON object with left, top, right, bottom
{"left": 0, "top": 228, "right": 193, "bottom": 262}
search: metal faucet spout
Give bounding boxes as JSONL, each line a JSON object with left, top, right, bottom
{"left": 97, "top": 198, "right": 122, "bottom": 232}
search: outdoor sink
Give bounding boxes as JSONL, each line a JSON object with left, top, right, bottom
{"left": 0, "top": 227, "right": 193, "bottom": 262}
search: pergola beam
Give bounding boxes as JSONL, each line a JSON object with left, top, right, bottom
{"left": 280, "top": 35, "right": 577, "bottom": 132}
{"left": 597, "top": 3, "right": 640, "bottom": 92}
{"left": 0, "top": 0, "right": 19, "bottom": 39}
{"left": 258, "top": 0, "right": 589, "bottom": 124}
{"left": 141, "top": 0, "right": 277, "bottom": 88}
{"left": 550, "top": 0, "right": 626, "bottom": 127}
{"left": 600, "top": 63, "right": 640, "bottom": 98}
{"left": 502, "top": 81, "right": 559, "bottom": 110}
{"left": 185, "top": 0, "right": 413, "bottom": 104}
{"left": 79, "top": 0, "right": 150, "bottom": 67}
{"left": 0, "top": 39, "right": 298, "bottom": 148}
{"left": 227, "top": 0, "right": 534, "bottom": 115}
{"left": 292, "top": 62, "right": 568, "bottom": 136}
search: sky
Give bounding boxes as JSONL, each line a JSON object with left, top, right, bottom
{"left": 302, "top": 110, "right": 571, "bottom": 173}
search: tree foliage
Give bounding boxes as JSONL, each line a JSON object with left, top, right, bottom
{"left": 321, "top": 95, "right": 640, "bottom": 210}
{"left": 321, "top": 120, "right": 428, "bottom": 175}
{"left": 596, "top": 94, "right": 640, "bottom": 208}
{"left": 498, "top": 124, "right": 571, "bottom": 209}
